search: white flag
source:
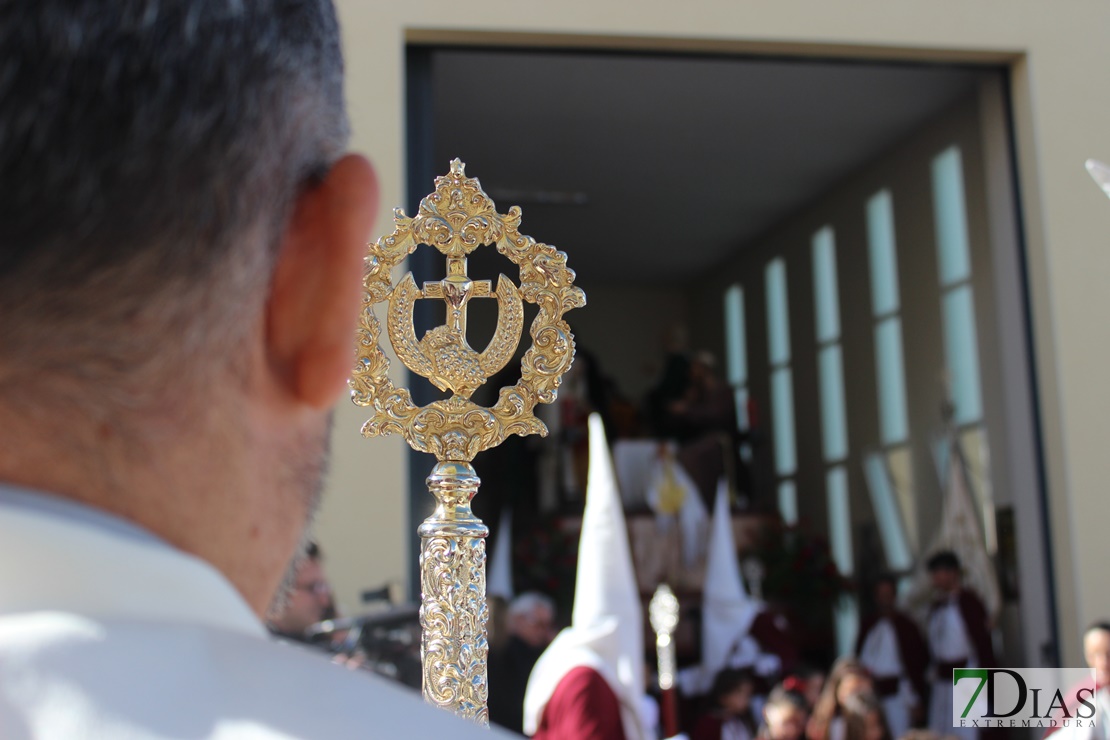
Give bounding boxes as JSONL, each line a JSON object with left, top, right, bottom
{"left": 918, "top": 441, "right": 1002, "bottom": 619}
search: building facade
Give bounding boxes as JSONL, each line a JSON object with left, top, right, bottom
{"left": 317, "top": 0, "right": 1110, "bottom": 667}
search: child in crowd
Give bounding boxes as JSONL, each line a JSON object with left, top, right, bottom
{"left": 842, "top": 692, "right": 892, "bottom": 740}
{"left": 693, "top": 668, "right": 760, "bottom": 740}
{"left": 782, "top": 666, "right": 826, "bottom": 712}
{"left": 759, "top": 686, "right": 809, "bottom": 740}
{"left": 807, "top": 657, "right": 874, "bottom": 740}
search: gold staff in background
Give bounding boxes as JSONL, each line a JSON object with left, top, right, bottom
{"left": 650, "top": 583, "right": 681, "bottom": 738}
{"left": 351, "top": 160, "right": 586, "bottom": 724}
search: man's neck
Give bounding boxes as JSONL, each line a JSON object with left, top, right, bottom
{"left": 0, "top": 397, "right": 285, "bottom": 619}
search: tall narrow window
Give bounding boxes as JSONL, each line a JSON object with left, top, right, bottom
{"left": 868, "top": 190, "right": 909, "bottom": 446}
{"left": 812, "top": 227, "right": 848, "bottom": 464}
{"left": 811, "top": 226, "right": 855, "bottom": 655}
{"left": 865, "top": 189, "right": 917, "bottom": 567}
{"left": 724, "top": 285, "right": 750, "bottom": 431}
{"left": 863, "top": 452, "right": 913, "bottom": 571}
{"left": 766, "top": 258, "right": 797, "bottom": 524}
{"left": 933, "top": 146, "right": 983, "bottom": 425}
{"left": 724, "top": 284, "right": 754, "bottom": 477}
{"left": 931, "top": 146, "right": 994, "bottom": 552}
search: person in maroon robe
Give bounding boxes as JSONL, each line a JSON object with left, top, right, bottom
{"left": 925, "top": 551, "right": 996, "bottom": 739}
{"left": 523, "top": 416, "right": 647, "bottom": 739}
{"left": 532, "top": 665, "right": 627, "bottom": 740}
{"left": 854, "top": 574, "right": 929, "bottom": 736}
{"left": 754, "top": 610, "right": 799, "bottom": 666}
{"left": 746, "top": 608, "right": 800, "bottom": 692}
{"left": 926, "top": 552, "right": 996, "bottom": 668}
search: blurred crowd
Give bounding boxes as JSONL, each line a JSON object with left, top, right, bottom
{"left": 274, "top": 503, "right": 1107, "bottom": 740}
{"left": 264, "top": 337, "right": 1103, "bottom": 740}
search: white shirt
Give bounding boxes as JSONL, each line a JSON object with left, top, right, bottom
{"left": 0, "top": 485, "right": 505, "bottom": 739}
{"left": 860, "top": 618, "right": 903, "bottom": 678}
{"left": 928, "top": 599, "right": 973, "bottom": 664}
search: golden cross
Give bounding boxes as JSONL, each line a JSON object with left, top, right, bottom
{"left": 421, "top": 256, "right": 492, "bottom": 337}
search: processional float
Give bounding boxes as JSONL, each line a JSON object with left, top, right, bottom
{"left": 350, "top": 160, "right": 585, "bottom": 723}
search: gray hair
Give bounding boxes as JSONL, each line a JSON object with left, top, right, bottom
{"left": 508, "top": 592, "right": 555, "bottom": 620}
{"left": 0, "top": 1, "right": 348, "bottom": 413}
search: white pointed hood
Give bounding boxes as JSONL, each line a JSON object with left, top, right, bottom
{"left": 488, "top": 507, "right": 514, "bottom": 600}
{"left": 700, "top": 479, "right": 761, "bottom": 689}
{"left": 523, "top": 414, "right": 646, "bottom": 739}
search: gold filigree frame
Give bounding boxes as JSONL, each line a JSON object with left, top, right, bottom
{"left": 350, "top": 159, "right": 586, "bottom": 462}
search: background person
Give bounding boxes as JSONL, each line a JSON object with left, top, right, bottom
{"left": 267, "top": 542, "right": 336, "bottom": 646}
{"left": 489, "top": 592, "right": 557, "bottom": 733}
{"left": 1044, "top": 621, "right": 1110, "bottom": 738}
{"left": 841, "top": 693, "right": 892, "bottom": 740}
{"left": 693, "top": 668, "right": 760, "bottom": 740}
{"left": 855, "top": 574, "right": 929, "bottom": 737}
{"left": 759, "top": 687, "right": 809, "bottom": 740}
{"left": 523, "top": 416, "right": 647, "bottom": 740}
{"left": 924, "top": 551, "right": 995, "bottom": 740}
{"left": 807, "top": 658, "right": 874, "bottom": 740}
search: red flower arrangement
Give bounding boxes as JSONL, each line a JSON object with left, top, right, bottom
{"left": 750, "top": 522, "right": 852, "bottom": 634}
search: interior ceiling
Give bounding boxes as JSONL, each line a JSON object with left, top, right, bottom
{"left": 427, "top": 48, "right": 988, "bottom": 285}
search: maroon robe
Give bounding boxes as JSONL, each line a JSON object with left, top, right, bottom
{"left": 748, "top": 610, "right": 799, "bottom": 679}
{"left": 855, "top": 609, "right": 929, "bottom": 700}
{"left": 532, "top": 666, "right": 626, "bottom": 740}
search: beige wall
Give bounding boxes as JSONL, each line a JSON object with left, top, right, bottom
{"left": 322, "top": 0, "right": 1110, "bottom": 662}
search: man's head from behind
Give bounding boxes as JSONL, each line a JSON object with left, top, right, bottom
{"left": 0, "top": 1, "right": 378, "bottom": 616}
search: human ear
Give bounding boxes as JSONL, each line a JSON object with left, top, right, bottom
{"left": 266, "top": 154, "right": 379, "bottom": 408}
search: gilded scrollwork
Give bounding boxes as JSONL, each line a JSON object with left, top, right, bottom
{"left": 418, "top": 461, "right": 491, "bottom": 723}
{"left": 420, "top": 534, "right": 489, "bottom": 722}
{"left": 350, "top": 160, "right": 584, "bottom": 723}
{"left": 350, "top": 159, "right": 585, "bottom": 463}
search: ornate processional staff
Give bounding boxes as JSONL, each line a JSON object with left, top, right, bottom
{"left": 650, "top": 583, "right": 682, "bottom": 739}
{"left": 350, "top": 160, "right": 586, "bottom": 724}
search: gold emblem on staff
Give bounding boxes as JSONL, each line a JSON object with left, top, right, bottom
{"left": 351, "top": 160, "right": 586, "bottom": 723}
